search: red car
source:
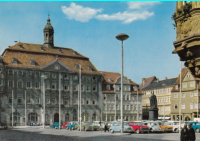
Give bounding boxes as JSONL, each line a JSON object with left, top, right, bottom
{"left": 128, "top": 122, "right": 149, "bottom": 134}
{"left": 62, "top": 122, "right": 68, "bottom": 129}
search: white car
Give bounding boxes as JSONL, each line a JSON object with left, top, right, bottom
{"left": 165, "top": 121, "right": 185, "bottom": 132}
{"left": 143, "top": 121, "right": 164, "bottom": 133}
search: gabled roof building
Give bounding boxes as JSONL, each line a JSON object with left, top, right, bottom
{"left": 0, "top": 17, "right": 102, "bottom": 125}
{"left": 100, "top": 71, "right": 142, "bottom": 121}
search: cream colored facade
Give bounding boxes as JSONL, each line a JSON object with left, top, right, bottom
{"left": 142, "top": 78, "right": 177, "bottom": 120}
{"left": 171, "top": 70, "right": 200, "bottom": 121}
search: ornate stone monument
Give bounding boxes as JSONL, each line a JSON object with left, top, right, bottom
{"left": 149, "top": 92, "right": 158, "bottom": 120}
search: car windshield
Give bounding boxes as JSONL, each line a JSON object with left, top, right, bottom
{"left": 134, "top": 122, "right": 142, "bottom": 126}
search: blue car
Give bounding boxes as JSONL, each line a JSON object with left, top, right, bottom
{"left": 50, "top": 122, "right": 59, "bottom": 129}
{"left": 66, "top": 122, "right": 78, "bottom": 130}
{"left": 109, "top": 122, "right": 134, "bottom": 133}
{"left": 186, "top": 121, "right": 200, "bottom": 133}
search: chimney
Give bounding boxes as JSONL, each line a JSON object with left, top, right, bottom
{"left": 157, "top": 78, "right": 159, "bottom": 83}
{"left": 142, "top": 78, "right": 146, "bottom": 85}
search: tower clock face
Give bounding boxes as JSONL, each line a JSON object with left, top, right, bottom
{"left": 54, "top": 65, "right": 60, "bottom": 70}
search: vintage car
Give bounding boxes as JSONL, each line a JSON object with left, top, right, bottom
{"left": 154, "top": 121, "right": 173, "bottom": 132}
{"left": 143, "top": 121, "right": 164, "bottom": 133}
{"left": 62, "top": 122, "right": 68, "bottom": 129}
{"left": 128, "top": 122, "right": 149, "bottom": 134}
{"left": 66, "top": 122, "right": 78, "bottom": 130}
{"left": 50, "top": 122, "right": 59, "bottom": 129}
{"left": 109, "top": 122, "right": 134, "bottom": 133}
{"left": 186, "top": 121, "right": 200, "bottom": 133}
{"left": 165, "top": 121, "right": 185, "bottom": 132}
{"left": 76, "top": 122, "right": 99, "bottom": 131}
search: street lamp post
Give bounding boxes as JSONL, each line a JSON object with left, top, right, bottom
{"left": 116, "top": 33, "right": 129, "bottom": 134}
{"left": 41, "top": 75, "right": 47, "bottom": 129}
{"left": 162, "top": 84, "right": 166, "bottom": 121}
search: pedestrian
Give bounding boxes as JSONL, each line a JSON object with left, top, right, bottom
{"left": 188, "top": 123, "right": 196, "bottom": 141}
{"left": 104, "top": 120, "right": 108, "bottom": 132}
{"left": 181, "top": 124, "right": 189, "bottom": 141}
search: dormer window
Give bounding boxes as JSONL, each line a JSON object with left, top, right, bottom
{"left": 30, "top": 60, "right": 35, "bottom": 66}
{"left": 75, "top": 64, "right": 80, "bottom": 70}
{"left": 58, "top": 49, "right": 62, "bottom": 53}
{"left": 106, "top": 84, "right": 110, "bottom": 90}
{"left": 12, "top": 58, "right": 18, "bottom": 64}
{"left": 18, "top": 70, "right": 23, "bottom": 75}
{"left": 108, "top": 78, "right": 112, "bottom": 82}
{"left": 87, "top": 66, "right": 92, "bottom": 71}
{"left": 73, "top": 51, "right": 78, "bottom": 55}
{"left": 18, "top": 45, "right": 23, "bottom": 49}
{"left": 175, "top": 85, "right": 178, "bottom": 90}
{"left": 40, "top": 47, "right": 45, "bottom": 51}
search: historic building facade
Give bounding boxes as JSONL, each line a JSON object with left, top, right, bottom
{"left": 141, "top": 77, "right": 177, "bottom": 120}
{"left": 171, "top": 68, "right": 200, "bottom": 121}
{"left": 0, "top": 18, "right": 103, "bottom": 125}
{"left": 100, "top": 71, "right": 142, "bottom": 121}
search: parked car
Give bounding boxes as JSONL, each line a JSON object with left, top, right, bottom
{"left": 186, "top": 121, "right": 200, "bottom": 133}
{"left": 128, "top": 122, "right": 149, "bottom": 134}
{"left": 62, "top": 122, "right": 68, "bottom": 129}
{"left": 66, "top": 122, "right": 78, "bottom": 130}
{"left": 93, "top": 121, "right": 105, "bottom": 130}
{"left": 109, "top": 122, "right": 134, "bottom": 133}
{"left": 50, "top": 122, "right": 59, "bottom": 129}
{"left": 154, "top": 121, "right": 173, "bottom": 132}
{"left": 143, "top": 121, "right": 164, "bottom": 133}
{"left": 165, "top": 121, "right": 185, "bottom": 132}
{"left": 77, "top": 122, "right": 99, "bottom": 131}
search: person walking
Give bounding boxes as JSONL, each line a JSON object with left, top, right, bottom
{"left": 188, "top": 123, "right": 196, "bottom": 141}
{"left": 181, "top": 124, "right": 189, "bottom": 141}
{"left": 104, "top": 120, "right": 108, "bottom": 132}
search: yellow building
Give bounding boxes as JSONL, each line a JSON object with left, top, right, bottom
{"left": 141, "top": 77, "right": 177, "bottom": 120}
{"left": 171, "top": 68, "right": 200, "bottom": 121}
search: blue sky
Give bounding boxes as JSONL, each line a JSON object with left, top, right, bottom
{"left": 0, "top": 1, "right": 180, "bottom": 85}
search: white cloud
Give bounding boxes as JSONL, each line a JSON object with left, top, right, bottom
{"left": 62, "top": 2, "right": 103, "bottom": 22}
{"left": 127, "top": 1, "right": 160, "bottom": 9}
{"left": 96, "top": 11, "right": 154, "bottom": 24}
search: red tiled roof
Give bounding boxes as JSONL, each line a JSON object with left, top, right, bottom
{"left": 99, "top": 71, "right": 139, "bottom": 85}
{"left": 2, "top": 42, "right": 101, "bottom": 75}
{"left": 139, "top": 76, "right": 157, "bottom": 90}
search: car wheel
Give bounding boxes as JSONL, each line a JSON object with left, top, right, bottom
{"left": 136, "top": 129, "right": 140, "bottom": 134}
{"left": 175, "top": 128, "right": 179, "bottom": 133}
{"left": 196, "top": 128, "right": 200, "bottom": 133}
{"left": 110, "top": 129, "right": 114, "bottom": 133}
{"left": 150, "top": 128, "right": 153, "bottom": 133}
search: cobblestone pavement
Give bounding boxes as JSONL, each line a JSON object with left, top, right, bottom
{"left": 0, "top": 126, "right": 200, "bottom": 141}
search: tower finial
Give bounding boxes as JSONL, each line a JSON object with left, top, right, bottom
{"left": 48, "top": 12, "right": 50, "bottom": 19}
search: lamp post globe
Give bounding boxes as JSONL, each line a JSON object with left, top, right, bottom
{"left": 116, "top": 33, "right": 129, "bottom": 41}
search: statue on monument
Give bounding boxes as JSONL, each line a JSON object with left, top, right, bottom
{"left": 149, "top": 91, "right": 157, "bottom": 109}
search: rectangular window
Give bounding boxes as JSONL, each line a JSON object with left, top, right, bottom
{"left": 93, "top": 101, "right": 95, "bottom": 105}
{"left": 92, "top": 76, "right": 96, "bottom": 82}
{"left": 174, "top": 104, "right": 178, "bottom": 109}
{"left": 73, "top": 85, "right": 78, "bottom": 91}
{"left": 73, "top": 75, "right": 78, "bottom": 80}
{"left": 127, "top": 95, "right": 129, "bottom": 100}
{"left": 64, "top": 98, "right": 68, "bottom": 105}
{"left": 127, "top": 105, "right": 130, "bottom": 110}
{"left": 194, "top": 103, "right": 198, "bottom": 109}
{"left": 81, "top": 98, "right": 84, "bottom": 105}
{"left": 27, "top": 96, "right": 31, "bottom": 103}
{"left": 190, "top": 92, "right": 193, "bottom": 97}
{"left": 116, "top": 105, "right": 119, "bottom": 110}
{"left": 93, "top": 85, "right": 97, "bottom": 92}
{"left": 9, "top": 97, "right": 12, "bottom": 104}
{"left": 35, "top": 82, "right": 40, "bottom": 89}
{"left": 181, "top": 103, "right": 185, "bottom": 109}
{"left": 18, "top": 97, "right": 22, "bottom": 104}
{"left": 183, "top": 83, "right": 187, "bottom": 88}
{"left": 64, "top": 74, "right": 69, "bottom": 79}
{"left": 131, "top": 105, "right": 133, "bottom": 110}
{"left": 190, "top": 82, "right": 194, "bottom": 87}
{"left": 52, "top": 83, "right": 56, "bottom": 90}
{"left": 123, "top": 105, "right": 125, "bottom": 110}
{"left": 8, "top": 81, "right": 13, "bottom": 87}
{"left": 52, "top": 73, "right": 57, "bottom": 78}
{"left": 81, "top": 85, "right": 84, "bottom": 91}
{"left": 174, "top": 93, "right": 178, "bottom": 98}
{"left": 46, "top": 97, "right": 50, "bottom": 104}
{"left": 27, "top": 82, "right": 31, "bottom": 88}
{"left": 182, "top": 93, "right": 185, "bottom": 98}
{"left": 194, "top": 92, "right": 198, "bottom": 96}
{"left": 18, "top": 81, "right": 22, "bottom": 88}
{"left": 64, "top": 85, "right": 69, "bottom": 91}
{"left": 52, "top": 97, "right": 56, "bottom": 104}
{"left": 87, "top": 85, "right": 91, "bottom": 91}
{"left": 35, "top": 97, "right": 39, "bottom": 103}
{"left": 190, "top": 103, "right": 193, "bottom": 109}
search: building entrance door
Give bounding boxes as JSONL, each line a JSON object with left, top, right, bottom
{"left": 54, "top": 113, "right": 59, "bottom": 122}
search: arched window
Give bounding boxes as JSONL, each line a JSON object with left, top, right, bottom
{"left": 65, "top": 113, "right": 69, "bottom": 121}
{"left": 28, "top": 112, "right": 38, "bottom": 123}
{"left": 10, "top": 112, "right": 20, "bottom": 123}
